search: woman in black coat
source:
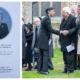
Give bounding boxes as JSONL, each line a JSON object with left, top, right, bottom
{"left": 25, "top": 23, "right": 33, "bottom": 71}
{"left": 22, "top": 23, "right": 26, "bottom": 67}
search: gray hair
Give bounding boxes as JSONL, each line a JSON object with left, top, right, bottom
{"left": 33, "top": 17, "right": 40, "bottom": 23}
{"left": 71, "top": 5, "right": 77, "bottom": 10}
{"left": 62, "top": 7, "right": 71, "bottom": 14}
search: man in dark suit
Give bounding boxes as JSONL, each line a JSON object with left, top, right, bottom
{"left": 0, "top": 11, "right": 9, "bottom": 39}
{"left": 32, "top": 17, "right": 41, "bottom": 69}
{"left": 41, "top": 16, "right": 54, "bottom": 70}
{"left": 36, "top": 7, "right": 61, "bottom": 75}
{"left": 63, "top": 5, "right": 80, "bottom": 69}
{"left": 59, "top": 7, "right": 77, "bottom": 74}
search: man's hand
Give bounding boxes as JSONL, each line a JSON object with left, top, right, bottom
{"left": 60, "top": 30, "right": 69, "bottom": 36}
{"left": 71, "top": 43, "right": 75, "bottom": 46}
{"left": 60, "top": 31, "right": 63, "bottom": 34}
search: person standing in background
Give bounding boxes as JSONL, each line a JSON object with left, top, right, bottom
{"left": 22, "top": 17, "right": 27, "bottom": 67}
{"left": 75, "top": 5, "right": 80, "bottom": 69}
{"left": 71, "top": 5, "right": 77, "bottom": 17}
{"left": 71, "top": 5, "right": 78, "bottom": 70}
{"left": 32, "top": 17, "right": 41, "bottom": 70}
{"left": 25, "top": 23, "right": 33, "bottom": 71}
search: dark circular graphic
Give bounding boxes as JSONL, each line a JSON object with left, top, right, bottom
{"left": 0, "top": 7, "right": 12, "bottom": 39}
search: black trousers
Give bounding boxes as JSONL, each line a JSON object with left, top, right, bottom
{"left": 74, "top": 51, "right": 77, "bottom": 69}
{"left": 37, "top": 49, "right": 48, "bottom": 72}
{"left": 77, "top": 55, "right": 80, "bottom": 67}
{"left": 22, "top": 58, "right": 26, "bottom": 65}
{"left": 48, "top": 58, "right": 54, "bottom": 69}
{"left": 63, "top": 51, "right": 75, "bottom": 71}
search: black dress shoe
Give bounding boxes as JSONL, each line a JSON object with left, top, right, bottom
{"left": 62, "top": 66, "right": 67, "bottom": 73}
{"left": 66, "top": 71, "right": 74, "bottom": 74}
{"left": 66, "top": 71, "right": 70, "bottom": 74}
{"left": 25, "top": 66, "right": 32, "bottom": 71}
{"left": 48, "top": 67, "right": 54, "bottom": 70}
{"left": 74, "top": 67, "right": 77, "bottom": 70}
{"left": 39, "top": 71, "right": 50, "bottom": 75}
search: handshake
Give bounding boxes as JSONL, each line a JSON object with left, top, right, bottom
{"left": 60, "top": 30, "right": 69, "bottom": 36}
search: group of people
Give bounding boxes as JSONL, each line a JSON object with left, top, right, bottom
{"left": 22, "top": 5, "right": 80, "bottom": 75}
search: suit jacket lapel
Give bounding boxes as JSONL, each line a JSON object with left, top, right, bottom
{"left": 61, "top": 15, "right": 71, "bottom": 28}
{"left": 38, "top": 26, "right": 40, "bottom": 35}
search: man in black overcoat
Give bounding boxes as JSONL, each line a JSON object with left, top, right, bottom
{"left": 59, "top": 7, "right": 77, "bottom": 74}
{"left": 36, "top": 7, "right": 61, "bottom": 75}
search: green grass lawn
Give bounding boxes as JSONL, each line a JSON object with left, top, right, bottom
{"left": 22, "top": 48, "right": 80, "bottom": 78}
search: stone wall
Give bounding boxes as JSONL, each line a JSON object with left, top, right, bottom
{"left": 22, "top": 2, "right": 32, "bottom": 23}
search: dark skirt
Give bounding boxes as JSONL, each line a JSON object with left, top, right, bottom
{"left": 22, "top": 41, "right": 26, "bottom": 59}
{"left": 25, "top": 44, "right": 32, "bottom": 63}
